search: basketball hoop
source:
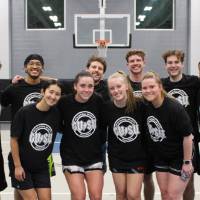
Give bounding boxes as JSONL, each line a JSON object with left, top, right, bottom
{"left": 96, "top": 39, "right": 110, "bottom": 58}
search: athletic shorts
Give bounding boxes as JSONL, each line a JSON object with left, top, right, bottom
{"left": 110, "top": 165, "right": 145, "bottom": 174}
{"left": 10, "top": 169, "right": 51, "bottom": 190}
{"left": 9, "top": 157, "right": 51, "bottom": 190}
{"left": 153, "top": 158, "right": 182, "bottom": 176}
{"left": 63, "top": 162, "right": 104, "bottom": 174}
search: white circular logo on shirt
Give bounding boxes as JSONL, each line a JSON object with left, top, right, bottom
{"left": 29, "top": 123, "right": 53, "bottom": 151}
{"left": 23, "top": 92, "right": 42, "bottom": 106}
{"left": 147, "top": 116, "right": 166, "bottom": 142}
{"left": 113, "top": 116, "right": 140, "bottom": 143}
{"left": 168, "top": 89, "right": 189, "bottom": 107}
{"left": 72, "top": 111, "right": 96, "bottom": 138}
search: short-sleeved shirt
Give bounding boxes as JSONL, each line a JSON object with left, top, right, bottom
{"left": 104, "top": 101, "right": 146, "bottom": 168}
{"left": 57, "top": 93, "right": 105, "bottom": 166}
{"left": 145, "top": 97, "right": 193, "bottom": 160}
{"left": 9, "top": 104, "right": 61, "bottom": 172}
{"left": 162, "top": 74, "right": 200, "bottom": 141}
{"left": 1, "top": 80, "right": 45, "bottom": 119}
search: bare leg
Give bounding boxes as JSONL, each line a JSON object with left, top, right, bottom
{"left": 85, "top": 170, "right": 104, "bottom": 200}
{"left": 17, "top": 189, "right": 37, "bottom": 200}
{"left": 64, "top": 172, "right": 86, "bottom": 200}
{"left": 112, "top": 173, "right": 127, "bottom": 200}
{"left": 143, "top": 174, "right": 155, "bottom": 200}
{"left": 127, "top": 173, "right": 144, "bottom": 200}
{"left": 168, "top": 173, "right": 190, "bottom": 200}
{"left": 36, "top": 188, "right": 51, "bottom": 200}
{"left": 14, "top": 189, "right": 23, "bottom": 200}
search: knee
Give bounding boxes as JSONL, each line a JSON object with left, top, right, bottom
{"left": 89, "top": 194, "right": 102, "bottom": 200}
{"left": 116, "top": 191, "right": 126, "bottom": 200}
{"left": 71, "top": 192, "right": 86, "bottom": 200}
{"left": 127, "top": 192, "right": 141, "bottom": 200}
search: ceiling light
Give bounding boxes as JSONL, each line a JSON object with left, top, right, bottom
{"left": 42, "top": 6, "right": 52, "bottom": 11}
{"left": 54, "top": 22, "right": 62, "bottom": 27}
{"left": 135, "top": 22, "right": 140, "bottom": 26}
{"left": 138, "top": 15, "right": 146, "bottom": 21}
{"left": 49, "top": 15, "right": 58, "bottom": 22}
{"left": 144, "top": 6, "right": 152, "bottom": 11}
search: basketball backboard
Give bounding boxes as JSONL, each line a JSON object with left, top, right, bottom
{"left": 73, "top": 0, "right": 131, "bottom": 48}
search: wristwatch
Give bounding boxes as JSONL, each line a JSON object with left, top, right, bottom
{"left": 183, "top": 160, "right": 192, "bottom": 165}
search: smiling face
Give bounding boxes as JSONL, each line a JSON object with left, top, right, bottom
{"left": 42, "top": 84, "right": 61, "bottom": 107}
{"left": 108, "top": 76, "right": 128, "bottom": 105}
{"left": 165, "top": 55, "right": 183, "bottom": 80}
{"left": 74, "top": 76, "right": 94, "bottom": 103}
{"left": 142, "top": 77, "right": 163, "bottom": 107}
{"left": 127, "top": 54, "right": 145, "bottom": 76}
{"left": 87, "top": 61, "right": 104, "bottom": 84}
{"left": 24, "top": 59, "right": 43, "bottom": 79}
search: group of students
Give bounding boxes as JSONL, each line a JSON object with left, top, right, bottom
{"left": 0, "top": 49, "right": 200, "bottom": 200}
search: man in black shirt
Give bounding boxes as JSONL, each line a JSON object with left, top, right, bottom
{"left": 60, "top": 55, "right": 109, "bottom": 101}
{"left": 162, "top": 49, "right": 200, "bottom": 200}
{"left": 0, "top": 54, "right": 55, "bottom": 200}
{"left": 125, "top": 50, "right": 155, "bottom": 200}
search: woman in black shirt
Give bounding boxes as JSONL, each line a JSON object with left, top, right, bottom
{"left": 142, "top": 71, "right": 193, "bottom": 200}
{"left": 106, "top": 71, "right": 146, "bottom": 200}
{"left": 9, "top": 80, "right": 62, "bottom": 199}
{"left": 58, "top": 71, "right": 105, "bottom": 200}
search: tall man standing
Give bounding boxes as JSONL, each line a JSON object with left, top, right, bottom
{"left": 162, "top": 50, "right": 200, "bottom": 200}
{"left": 125, "top": 50, "right": 155, "bottom": 200}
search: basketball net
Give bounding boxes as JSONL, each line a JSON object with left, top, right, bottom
{"left": 96, "top": 39, "right": 109, "bottom": 58}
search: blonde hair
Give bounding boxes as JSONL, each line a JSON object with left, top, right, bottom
{"left": 108, "top": 70, "right": 137, "bottom": 113}
{"left": 142, "top": 71, "right": 167, "bottom": 98}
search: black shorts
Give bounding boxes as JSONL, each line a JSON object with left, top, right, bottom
{"left": 0, "top": 151, "right": 7, "bottom": 191}
{"left": 109, "top": 157, "right": 146, "bottom": 174}
{"left": 110, "top": 166, "right": 145, "bottom": 174}
{"left": 153, "top": 158, "right": 182, "bottom": 176}
{"left": 10, "top": 169, "right": 51, "bottom": 190}
{"left": 9, "top": 159, "right": 51, "bottom": 190}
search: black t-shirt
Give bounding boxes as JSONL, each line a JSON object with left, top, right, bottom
{"left": 127, "top": 76, "right": 142, "bottom": 97}
{"left": 59, "top": 79, "right": 110, "bottom": 101}
{"left": 9, "top": 104, "right": 61, "bottom": 172}
{"left": 57, "top": 93, "right": 105, "bottom": 166}
{"left": 1, "top": 80, "right": 45, "bottom": 119}
{"left": 144, "top": 97, "right": 193, "bottom": 160}
{"left": 104, "top": 101, "right": 146, "bottom": 168}
{"left": 162, "top": 74, "right": 200, "bottom": 141}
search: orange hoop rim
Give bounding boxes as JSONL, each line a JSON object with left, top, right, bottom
{"left": 95, "top": 39, "right": 110, "bottom": 47}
